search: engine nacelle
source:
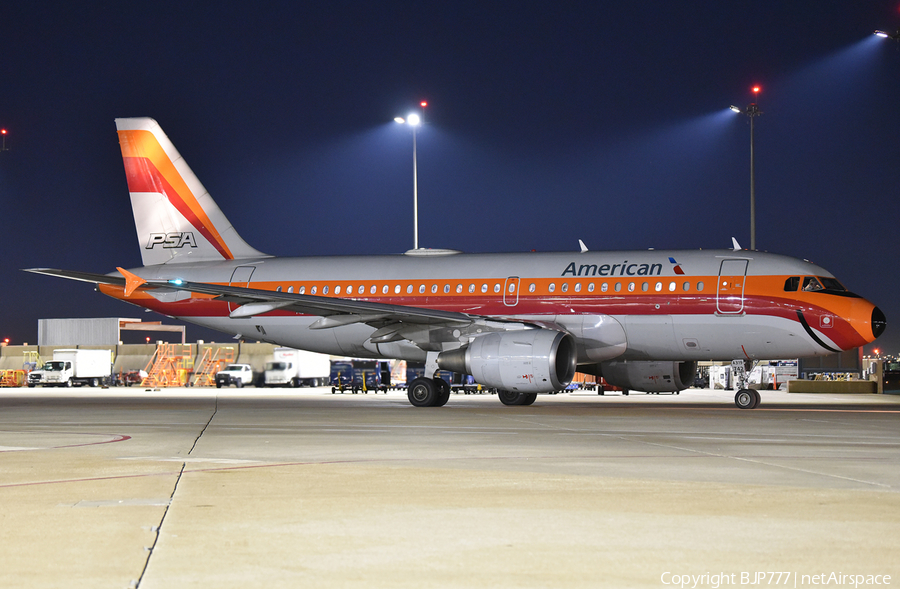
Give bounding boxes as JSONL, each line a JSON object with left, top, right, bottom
{"left": 599, "top": 360, "right": 696, "bottom": 393}
{"left": 438, "top": 329, "right": 577, "bottom": 393}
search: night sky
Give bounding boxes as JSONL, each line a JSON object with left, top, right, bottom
{"left": 2, "top": 2, "right": 899, "bottom": 354}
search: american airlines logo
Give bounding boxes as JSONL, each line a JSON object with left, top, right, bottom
{"left": 562, "top": 261, "right": 664, "bottom": 277}
{"left": 146, "top": 232, "right": 198, "bottom": 249}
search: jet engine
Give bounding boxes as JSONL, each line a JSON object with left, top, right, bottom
{"left": 438, "top": 329, "right": 577, "bottom": 393}
{"left": 598, "top": 360, "right": 696, "bottom": 393}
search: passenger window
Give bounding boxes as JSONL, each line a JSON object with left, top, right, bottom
{"left": 456, "top": 284, "right": 463, "bottom": 293}
{"left": 407, "top": 285, "right": 413, "bottom": 294}
{"left": 601, "top": 282, "right": 608, "bottom": 292}
{"left": 481, "top": 284, "right": 488, "bottom": 293}
{"left": 628, "top": 282, "right": 635, "bottom": 292}
{"left": 682, "top": 282, "right": 690, "bottom": 292}
{"left": 494, "top": 284, "right": 501, "bottom": 293}
{"left": 614, "top": 282, "right": 621, "bottom": 292}
{"left": 358, "top": 285, "right": 364, "bottom": 295}
{"left": 575, "top": 283, "right": 582, "bottom": 293}
{"left": 784, "top": 277, "right": 800, "bottom": 292}
{"left": 697, "top": 282, "right": 704, "bottom": 292}
{"left": 288, "top": 286, "right": 294, "bottom": 294}
{"left": 334, "top": 286, "right": 341, "bottom": 295}
{"left": 311, "top": 286, "right": 317, "bottom": 295}
{"left": 419, "top": 284, "right": 426, "bottom": 294}
{"left": 668, "top": 282, "right": 675, "bottom": 292}
{"left": 431, "top": 284, "right": 438, "bottom": 294}
{"left": 394, "top": 285, "right": 401, "bottom": 294}
{"left": 444, "top": 285, "right": 450, "bottom": 294}
{"left": 382, "top": 285, "right": 389, "bottom": 294}
{"left": 469, "top": 284, "right": 476, "bottom": 293}
{"left": 549, "top": 283, "right": 556, "bottom": 293}
{"left": 323, "top": 286, "right": 329, "bottom": 295}
{"left": 529, "top": 283, "right": 536, "bottom": 293}
{"left": 561, "top": 283, "right": 569, "bottom": 293}
{"left": 370, "top": 285, "right": 377, "bottom": 294}
{"left": 588, "top": 282, "right": 595, "bottom": 293}
{"left": 276, "top": 286, "right": 282, "bottom": 292}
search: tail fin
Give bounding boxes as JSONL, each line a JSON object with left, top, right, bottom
{"left": 115, "top": 117, "right": 268, "bottom": 265}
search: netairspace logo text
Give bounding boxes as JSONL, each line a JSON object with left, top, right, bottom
{"left": 660, "top": 571, "right": 892, "bottom": 588}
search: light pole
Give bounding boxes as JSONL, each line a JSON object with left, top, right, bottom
{"left": 394, "top": 101, "right": 427, "bottom": 250}
{"left": 730, "top": 86, "right": 763, "bottom": 251}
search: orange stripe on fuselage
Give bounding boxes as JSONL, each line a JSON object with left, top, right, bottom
{"left": 98, "top": 272, "right": 876, "bottom": 350}
{"left": 118, "top": 129, "right": 234, "bottom": 260}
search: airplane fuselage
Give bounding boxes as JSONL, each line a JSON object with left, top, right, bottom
{"left": 99, "top": 248, "right": 880, "bottom": 365}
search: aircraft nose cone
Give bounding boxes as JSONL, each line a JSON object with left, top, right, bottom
{"left": 872, "top": 307, "right": 887, "bottom": 339}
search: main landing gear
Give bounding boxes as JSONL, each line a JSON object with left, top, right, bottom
{"left": 732, "top": 359, "right": 761, "bottom": 409}
{"left": 407, "top": 377, "right": 451, "bottom": 407}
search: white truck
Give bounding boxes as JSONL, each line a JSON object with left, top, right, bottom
{"left": 262, "top": 348, "right": 331, "bottom": 387}
{"left": 214, "top": 363, "right": 255, "bottom": 388}
{"left": 27, "top": 349, "right": 113, "bottom": 388}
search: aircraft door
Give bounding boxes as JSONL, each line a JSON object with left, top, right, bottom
{"left": 503, "top": 277, "right": 520, "bottom": 307}
{"left": 716, "top": 259, "right": 748, "bottom": 314}
{"left": 228, "top": 266, "right": 256, "bottom": 313}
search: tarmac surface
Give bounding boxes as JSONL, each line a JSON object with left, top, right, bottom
{"left": 0, "top": 386, "right": 898, "bottom": 588}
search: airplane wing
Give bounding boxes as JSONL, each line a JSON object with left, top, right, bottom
{"left": 23, "top": 268, "right": 540, "bottom": 349}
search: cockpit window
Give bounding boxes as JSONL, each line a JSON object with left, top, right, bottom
{"left": 784, "top": 277, "right": 800, "bottom": 292}
{"left": 800, "top": 276, "right": 850, "bottom": 294}
{"left": 818, "top": 277, "right": 846, "bottom": 291}
{"left": 802, "top": 277, "right": 824, "bottom": 292}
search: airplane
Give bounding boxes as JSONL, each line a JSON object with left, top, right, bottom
{"left": 26, "top": 117, "right": 886, "bottom": 409}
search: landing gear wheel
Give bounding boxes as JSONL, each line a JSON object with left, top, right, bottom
{"left": 498, "top": 390, "right": 537, "bottom": 406}
{"left": 434, "top": 378, "right": 451, "bottom": 407}
{"left": 734, "top": 388, "right": 760, "bottom": 409}
{"left": 408, "top": 377, "right": 438, "bottom": 407}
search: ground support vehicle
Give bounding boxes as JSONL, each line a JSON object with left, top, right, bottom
{"left": 27, "top": 349, "right": 112, "bottom": 388}
{"left": 215, "top": 364, "right": 254, "bottom": 388}
{"left": 262, "top": 348, "right": 330, "bottom": 387}
{"left": 330, "top": 359, "right": 390, "bottom": 393}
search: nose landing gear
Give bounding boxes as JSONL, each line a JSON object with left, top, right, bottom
{"left": 732, "top": 359, "right": 761, "bottom": 409}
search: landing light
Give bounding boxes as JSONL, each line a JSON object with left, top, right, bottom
{"left": 170, "top": 278, "right": 184, "bottom": 286}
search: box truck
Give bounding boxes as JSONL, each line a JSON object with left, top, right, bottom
{"left": 27, "top": 349, "right": 113, "bottom": 388}
{"left": 262, "top": 348, "right": 330, "bottom": 387}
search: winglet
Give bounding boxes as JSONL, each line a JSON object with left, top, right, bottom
{"left": 117, "top": 267, "right": 147, "bottom": 297}
{"left": 731, "top": 237, "right": 741, "bottom": 251}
